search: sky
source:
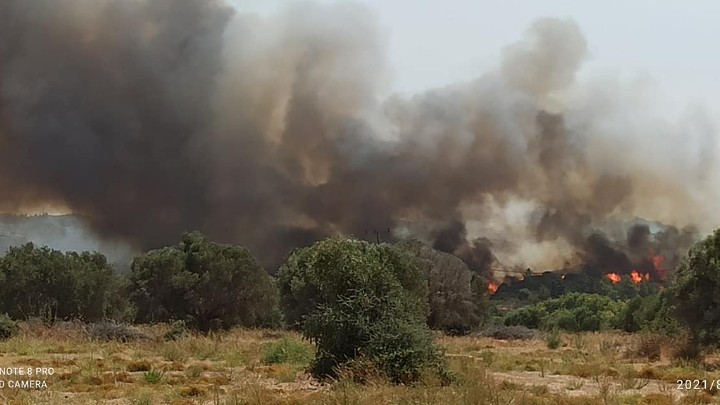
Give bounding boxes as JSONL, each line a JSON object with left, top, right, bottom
{"left": 235, "top": 0, "right": 720, "bottom": 115}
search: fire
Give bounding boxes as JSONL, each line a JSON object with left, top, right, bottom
{"left": 651, "top": 254, "right": 667, "bottom": 280}
{"left": 630, "top": 271, "right": 642, "bottom": 284}
{"left": 652, "top": 255, "right": 664, "bottom": 269}
{"left": 606, "top": 273, "right": 621, "bottom": 284}
{"left": 487, "top": 282, "right": 499, "bottom": 294}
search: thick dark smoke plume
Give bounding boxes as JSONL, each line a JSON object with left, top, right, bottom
{"left": 1, "top": 1, "right": 717, "bottom": 274}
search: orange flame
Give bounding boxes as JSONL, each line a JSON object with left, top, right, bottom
{"left": 651, "top": 254, "right": 667, "bottom": 280}
{"left": 606, "top": 273, "right": 621, "bottom": 284}
{"left": 487, "top": 282, "right": 499, "bottom": 294}
{"left": 652, "top": 255, "right": 664, "bottom": 269}
{"left": 630, "top": 271, "right": 642, "bottom": 284}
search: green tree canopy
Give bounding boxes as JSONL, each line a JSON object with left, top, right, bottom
{"left": 398, "top": 239, "right": 487, "bottom": 335}
{"left": 0, "top": 243, "right": 119, "bottom": 321}
{"left": 278, "top": 237, "right": 428, "bottom": 329}
{"left": 129, "top": 232, "right": 278, "bottom": 332}
{"left": 669, "top": 228, "right": 720, "bottom": 346}
{"left": 278, "top": 237, "right": 444, "bottom": 383}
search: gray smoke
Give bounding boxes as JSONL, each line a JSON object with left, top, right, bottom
{"left": 0, "top": 1, "right": 716, "bottom": 274}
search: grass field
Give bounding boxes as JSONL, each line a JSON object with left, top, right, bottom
{"left": 1, "top": 322, "right": 719, "bottom": 405}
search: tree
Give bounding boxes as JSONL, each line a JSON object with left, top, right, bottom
{"left": 669, "top": 228, "right": 720, "bottom": 346}
{"left": 278, "top": 237, "right": 444, "bottom": 383}
{"left": 0, "top": 243, "right": 119, "bottom": 322}
{"left": 398, "top": 240, "right": 486, "bottom": 335}
{"left": 279, "top": 237, "right": 428, "bottom": 329}
{"left": 129, "top": 232, "right": 278, "bottom": 332}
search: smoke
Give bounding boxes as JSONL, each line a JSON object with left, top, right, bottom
{"left": 0, "top": 1, "right": 717, "bottom": 274}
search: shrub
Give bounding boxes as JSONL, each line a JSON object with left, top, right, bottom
{"left": 0, "top": 314, "right": 19, "bottom": 340}
{"left": 633, "top": 333, "right": 664, "bottom": 361}
{"left": 545, "top": 329, "right": 561, "bottom": 349}
{"left": 143, "top": 369, "right": 163, "bottom": 384}
{"left": 163, "top": 320, "right": 189, "bottom": 342}
{"left": 262, "top": 338, "right": 313, "bottom": 365}
{"left": 620, "top": 292, "right": 679, "bottom": 334}
{"left": 478, "top": 325, "right": 537, "bottom": 340}
{"left": 503, "top": 305, "right": 546, "bottom": 330}
{"left": 278, "top": 237, "right": 444, "bottom": 383}
{"left": 129, "top": 232, "right": 279, "bottom": 332}
{"left": 505, "top": 293, "right": 624, "bottom": 332}
{"left": 87, "top": 321, "right": 151, "bottom": 342}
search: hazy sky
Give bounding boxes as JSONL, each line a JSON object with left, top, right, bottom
{"left": 237, "top": 0, "right": 720, "bottom": 114}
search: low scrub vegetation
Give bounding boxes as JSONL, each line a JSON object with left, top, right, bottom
{"left": 262, "top": 338, "right": 313, "bottom": 365}
{"left": 505, "top": 293, "right": 625, "bottom": 332}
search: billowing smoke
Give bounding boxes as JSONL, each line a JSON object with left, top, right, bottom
{"left": 0, "top": 0, "right": 717, "bottom": 275}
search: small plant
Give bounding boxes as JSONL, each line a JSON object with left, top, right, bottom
{"left": 633, "top": 333, "right": 663, "bottom": 361}
{"left": 127, "top": 360, "right": 152, "bottom": 372}
{"left": 0, "top": 314, "right": 19, "bottom": 341}
{"left": 143, "top": 369, "right": 164, "bottom": 384}
{"left": 130, "top": 392, "right": 154, "bottom": 405}
{"left": 620, "top": 376, "right": 649, "bottom": 390}
{"left": 185, "top": 364, "right": 204, "bottom": 378}
{"left": 545, "top": 330, "right": 561, "bottom": 349}
{"left": 161, "top": 344, "right": 188, "bottom": 363}
{"left": 599, "top": 338, "right": 618, "bottom": 357}
{"left": 571, "top": 333, "right": 587, "bottom": 350}
{"left": 565, "top": 379, "right": 584, "bottom": 390}
{"left": 261, "top": 338, "right": 313, "bottom": 365}
{"left": 163, "top": 320, "right": 189, "bottom": 341}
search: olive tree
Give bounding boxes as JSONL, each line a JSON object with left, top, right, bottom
{"left": 669, "top": 228, "right": 720, "bottom": 346}
{"left": 129, "top": 232, "right": 278, "bottom": 332}
{"left": 0, "top": 243, "right": 119, "bottom": 322}
{"left": 278, "top": 237, "right": 445, "bottom": 383}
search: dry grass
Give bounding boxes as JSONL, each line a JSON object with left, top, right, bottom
{"left": 0, "top": 324, "right": 718, "bottom": 404}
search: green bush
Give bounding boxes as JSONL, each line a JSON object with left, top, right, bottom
{"left": 278, "top": 237, "right": 444, "bottom": 383}
{"left": 545, "top": 329, "right": 561, "bottom": 349}
{"left": 619, "top": 292, "right": 679, "bottom": 334}
{"left": 503, "top": 305, "right": 547, "bottom": 330}
{"left": 505, "top": 293, "right": 624, "bottom": 332}
{"left": 129, "top": 232, "right": 279, "bottom": 332}
{"left": 0, "top": 314, "right": 18, "bottom": 340}
{"left": 262, "top": 338, "right": 313, "bottom": 365}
